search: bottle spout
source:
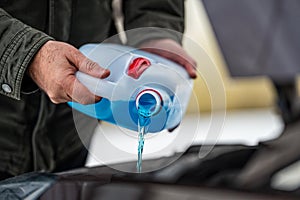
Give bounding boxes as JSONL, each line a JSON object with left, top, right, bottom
{"left": 136, "top": 89, "right": 163, "bottom": 117}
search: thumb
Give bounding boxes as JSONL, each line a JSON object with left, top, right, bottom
{"left": 69, "top": 49, "right": 110, "bottom": 79}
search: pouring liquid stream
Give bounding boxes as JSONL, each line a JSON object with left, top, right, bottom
{"left": 136, "top": 91, "right": 160, "bottom": 173}
{"left": 137, "top": 115, "right": 149, "bottom": 173}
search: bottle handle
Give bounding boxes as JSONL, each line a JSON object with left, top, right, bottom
{"left": 76, "top": 71, "right": 116, "bottom": 100}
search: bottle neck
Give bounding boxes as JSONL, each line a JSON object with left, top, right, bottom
{"left": 135, "top": 89, "right": 163, "bottom": 118}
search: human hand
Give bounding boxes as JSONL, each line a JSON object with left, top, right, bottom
{"left": 138, "top": 38, "right": 197, "bottom": 79}
{"left": 28, "top": 41, "right": 110, "bottom": 104}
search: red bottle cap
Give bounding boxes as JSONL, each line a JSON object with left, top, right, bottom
{"left": 127, "top": 57, "right": 151, "bottom": 79}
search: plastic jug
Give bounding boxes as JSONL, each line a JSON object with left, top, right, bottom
{"left": 68, "top": 43, "right": 193, "bottom": 133}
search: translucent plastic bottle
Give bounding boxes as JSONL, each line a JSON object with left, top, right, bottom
{"left": 68, "top": 44, "right": 193, "bottom": 133}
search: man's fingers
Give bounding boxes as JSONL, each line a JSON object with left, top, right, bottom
{"left": 72, "top": 79, "right": 102, "bottom": 104}
{"left": 165, "top": 50, "right": 197, "bottom": 79}
{"left": 64, "top": 75, "right": 101, "bottom": 104}
{"left": 139, "top": 39, "right": 198, "bottom": 79}
{"left": 65, "top": 48, "right": 109, "bottom": 104}
{"left": 79, "top": 57, "right": 111, "bottom": 78}
{"left": 184, "top": 62, "right": 197, "bottom": 79}
{"left": 68, "top": 49, "right": 110, "bottom": 79}
{"left": 176, "top": 54, "right": 197, "bottom": 79}
{"left": 144, "top": 48, "right": 197, "bottom": 79}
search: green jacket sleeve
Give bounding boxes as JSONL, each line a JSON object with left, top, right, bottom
{"left": 0, "top": 8, "right": 53, "bottom": 100}
{"left": 122, "top": 0, "right": 185, "bottom": 47}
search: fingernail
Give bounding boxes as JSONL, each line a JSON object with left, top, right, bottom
{"left": 190, "top": 71, "right": 197, "bottom": 79}
{"left": 95, "top": 95, "right": 102, "bottom": 102}
{"left": 100, "top": 69, "right": 110, "bottom": 78}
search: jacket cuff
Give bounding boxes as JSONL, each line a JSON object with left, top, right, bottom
{"left": 0, "top": 26, "right": 52, "bottom": 100}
